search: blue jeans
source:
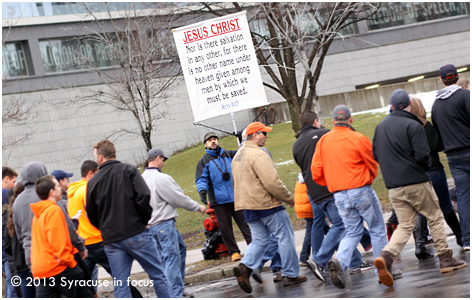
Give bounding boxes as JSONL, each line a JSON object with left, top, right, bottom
{"left": 16, "top": 270, "right": 35, "bottom": 298}
{"left": 242, "top": 210, "right": 299, "bottom": 278}
{"left": 257, "top": 234, "right": 282, "bottom": 272}
{"left": 430, "top": 169, "right": 455, "bottom": 214}
{"left": 308, "top": 197, "right": 327, "bottom": 255}
{"left": 448, "top": 152, "right": 470, "bottom": 247}
{"left": 2, "top": 254, "right": 18, "bottom": 298}
{"left": 148, "top": 219, "right": 184, "bottom": 298}
{"left": 104, "top": 229, "right": 173, "bottom": 298}
{"left": 334, "top": 185, "right": 388, "bottom": 272}
{"left": 312, "top": 198, "right": 362, "bottom": 268}
{"left": 177, "top": 230, "right": 186, "bottom": 282}
{"left": 299, "top": 218, "right": 313, "bottom": 262}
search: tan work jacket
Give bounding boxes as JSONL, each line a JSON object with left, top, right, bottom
{"left": 231, "top": 141, "right": 293, "bottom": 211}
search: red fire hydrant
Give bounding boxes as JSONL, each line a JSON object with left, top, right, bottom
{"left": 203, "top": 204, "right": 228, "bottom": 258}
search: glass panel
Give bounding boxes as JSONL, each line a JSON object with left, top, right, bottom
{"left": 2, "top": 42, "right": 28, "bottom": 78}
{"left": 39, "top": 37, "right": 118, "bottom": 73}
{"left": 366, "top": 2, "right": 468, "bottom": 31}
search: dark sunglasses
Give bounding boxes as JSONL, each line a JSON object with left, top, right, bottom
{"left": 257, "top": 131, "right": 267, "bottom": 136}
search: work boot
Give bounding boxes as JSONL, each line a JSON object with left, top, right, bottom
{"left": 374, "top": 250, "right": 395, "bottom": 287}
{"left": 231, "top": 252, "right": 241, "bottom": 262}
{"left": 414, "top": 214, "right": 434, "bottom": 260}
{"left": 444, "top": 211, "right": 463, "bottom": 247}
{"left": 327, "top": 259, "right": 345, "bottom": 289}
{"left": 438, "top": 249, "right": 467, "bottom": 273}
{"left": 282, "top": 275, "right": 307, "bottom": 286}
{"left": 251, "top": 269, "right": 263, "bottom": 284}
{"left": 233, "top": 263, "right": 252, "bottom": 293}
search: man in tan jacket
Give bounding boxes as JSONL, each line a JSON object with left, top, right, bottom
{"left": 231, "top": 122, "right": 307, "bottom": 294}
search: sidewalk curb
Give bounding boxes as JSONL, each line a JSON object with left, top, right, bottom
{"left": 184, "top": 266, "right": 272, "bottom": 285}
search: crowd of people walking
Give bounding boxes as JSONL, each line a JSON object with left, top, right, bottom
{"left": 1, "top": 64, "right": 469, "bottom": 297}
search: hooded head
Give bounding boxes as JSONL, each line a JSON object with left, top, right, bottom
{"left": 21, "top": 162, "right": 48, "bottom": 186}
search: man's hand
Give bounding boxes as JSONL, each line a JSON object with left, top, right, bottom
{"left": 72, "top": 209, "right": 82, "bottom": 220}
{"left": 199, "top": 190, "right": 208, "bottom": 205}
{"left": 198, "top": 205, "right": 206, "bottom": 215}
{"left": 80, "top": 249, "right": 88, "bottom": 260}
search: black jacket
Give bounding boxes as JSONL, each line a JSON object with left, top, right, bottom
{"left": 292, "top": 126, "right": 333, "bottom": 204}
{"left": 424, "top": 121, "right": 444, "bottom": 171}
{"left": 373, "top": 109, "right": 431, "bottom": 189}
{"left": 432, "top": 88, "right": 470, "bottom": 155}
{"left": 86, "top": 160, "right": 152, "bottom": 244}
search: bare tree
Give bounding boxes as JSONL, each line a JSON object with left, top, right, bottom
{"left": 64, "top": 2, "right": 184, "bottom": 151}
{"left": 2, "top": 5, "right": 39, "bottom": 158}
{"left": 203, "top": 2, "right": 379, "bottom": 133}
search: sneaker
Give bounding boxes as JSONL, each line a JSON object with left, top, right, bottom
{"left": 391, "top": 267, "right": 403, "bottom": 279}
{"left": 306, "top": 259, "right": 326, "bottom": 282}
{"left": 378, "top": 267, "right": 403, "bottom": 284}
{"left": 425, "top": 235, "right": 434, "bottom": 246}
{"left": 350, "top": 261, "right": 373, "bottom": 274}
{"left": 251, "top": 270, "right": 263, "bottom": 284}
{"left": 273, "top": 271, "right": 283, "bottom": 282}
{"left": 439, "top": 249, "right": 467, "bottom": 273}
{"left": 233, "top": 263, "right": 252, "bottom": 293}
{"left": 282, "top": 275, "right": 307, "bottom": 286}
{"left": 231, "top": 252, "right": 241, "bottom": 262}
{"left": 364, "top": 244, "right": 372, "bottom": 252}
{"left": 463, "top": 246, "right": 470, "bottom": 251}
{"left": 299, "top": 261, "right": 309, "bottom": 267}
{"left": 327, "top": 259, "right": 345, "bottom": 289}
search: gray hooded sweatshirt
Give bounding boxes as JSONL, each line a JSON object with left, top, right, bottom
{"left": 12, "top": 162, "right": 85, "bottom": 269}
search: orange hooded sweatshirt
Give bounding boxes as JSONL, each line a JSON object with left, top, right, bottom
{"left": 67, "top": 180, "right": 103, "bottom": 245}
{"left": 30, "top": 200, "right": 77, "bottom": 279}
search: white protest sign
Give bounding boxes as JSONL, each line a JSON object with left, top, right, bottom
{"left": 173, "top": 11, "right": 269, "bottom": 122}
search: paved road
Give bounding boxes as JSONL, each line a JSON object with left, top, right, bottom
{"left": 184, "top": 237, "right": 470, "bottom": 298}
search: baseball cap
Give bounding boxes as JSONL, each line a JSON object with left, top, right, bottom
{"left": 203, "top": 132, "right": 218, "bottom": 143}
{"left": 51, "top": 170, "right": 73, "bottom": 181}
{"left": 390, "top": 89, "right": 411, "bottom": 110}
{"left": 439, "top": 64, "right": 458, "bottom": 80}
{"left": 246, "top": 122, "right": 272, "bottom": 136}
{"left": 332, "top": 105, "right": 351, "bottom": 121}
{"left": 147, "top": 148, "right": 169, "bottom": 161}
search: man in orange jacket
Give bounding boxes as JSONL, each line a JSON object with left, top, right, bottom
{"left": 30, "top": 175, "right": 94, "bottom": 298}
{"left": 311, "top": 105, "right": 390, "bottom": 289}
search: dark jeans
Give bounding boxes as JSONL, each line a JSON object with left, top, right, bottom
{"left": 17, "top": 270, "right": 35, "bottom": 298}
{"left": 429, "top": 169, "right": 455, "bottom": 214}
{"left": 35, "top": 266, "right": 94, "bottom": 298}
{"left": 213, "top": 202, "right": 252, "bottom": 254}
{"left": 360, "top": 227, "right": 372, "bottom": 250}
{"left": 299, "top": 218, "right": 313, "bottom": 262}
{"left": 448, "top": 152, "right": 470, "bottom": 247}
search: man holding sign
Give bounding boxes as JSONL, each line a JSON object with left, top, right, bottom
{"left": 196, "top": 132, "right": 252, "bottom": 262}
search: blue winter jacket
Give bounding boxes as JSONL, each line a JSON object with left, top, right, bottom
{"left": 195, "top": 147, "right": 237, "bottom": 207}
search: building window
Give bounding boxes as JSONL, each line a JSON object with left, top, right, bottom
{"left": 39, "top": 37, "right": 118, "bottom": 73}
{"left": 366, "top": 2, "right": 469, "bottom": 31}
{"left": 148, "top": 29, "right": 177, "bottom": 60}
{"left": 2, "top": 42, "right": 28, "bottom": 78}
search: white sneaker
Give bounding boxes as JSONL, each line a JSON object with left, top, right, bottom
{"left": 463, "top": 246, "right": 470, "bottom": 251}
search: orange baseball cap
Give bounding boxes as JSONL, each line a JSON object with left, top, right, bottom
{"left": 246, "top": 122, "right": 272, "bottom": 136}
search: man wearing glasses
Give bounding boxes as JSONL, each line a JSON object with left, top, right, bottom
{"left": 231, "top": 122, "right": 306, "bottom": 294}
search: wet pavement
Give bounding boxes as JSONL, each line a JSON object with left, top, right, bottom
{"left": 183, "top": 238, "right": 470, "bottom": 298}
